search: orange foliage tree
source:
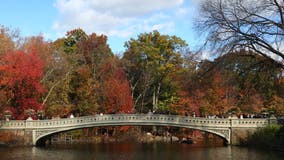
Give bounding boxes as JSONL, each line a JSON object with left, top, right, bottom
{"left": 98, "top": 57, "right": 133, "bottom": 114}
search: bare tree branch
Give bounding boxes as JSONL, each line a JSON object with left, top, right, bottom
{"left": 196, "top": 0, "right": 284, "bottom": 67}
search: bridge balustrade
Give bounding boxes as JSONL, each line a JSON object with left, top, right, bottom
{"left": 0, "top": 114, "right": 272, "bottom": 130}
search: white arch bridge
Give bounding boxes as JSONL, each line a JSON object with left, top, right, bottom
{"left": 0, "top": 114, "right": 277, "bottom": 146}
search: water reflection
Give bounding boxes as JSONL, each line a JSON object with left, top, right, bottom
{"left": 0, "top": 143, "right": 284, "bottom": 160}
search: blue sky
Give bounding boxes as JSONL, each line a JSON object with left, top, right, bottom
{"left": 0, "top": 0, "right": 203, "bottom": 54}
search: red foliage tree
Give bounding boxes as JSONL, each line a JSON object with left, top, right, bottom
{"left": 0, "top": 50, "right": 45, "bottom": 119}
{"left": 98, "top": 58, "right": 133, "bottom": 114}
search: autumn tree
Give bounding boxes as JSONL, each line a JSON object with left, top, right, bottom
{"left": 0, "top": 25, "right": 19, "bottom": 56}
{"left": 64, "top": 28, "right": 87, "bottom": 54}
{"left": 46, "top": 29, "right": 116, "bottom": 116}
{"left": 68, "top": 66, "right": 99, "bottom": 115}
{"left": 172, "top": 54, "right": 201, "bottom": 116}
{"left": 123, "top": 30, "right": 187, "bottom": 113}
{"left": 98, "top": 56, "right": 133, "bottom": 114}
{"left": 21, "top": 35, "right": 52, "bottom": 62}
{"left": 185, "top": 50, "right": 283, "bottom": 116}
{"left": 196, "top": 0, "right": 284, "bottom": 67}
{"left": 77, "top": 33, "right": 112, "bottom": 79}
{"left": 0, "top": 51, "right": 45, "bottom": 119}
{"left": 182, "top": 58, "right": 238, "bottom": 116}
{"left": 266, "top": 95, "right": 284, "bottom": 116}
{"left": 42, "top": 30, "right": 96, "bottom": 117}
{"left": 216, "top": 51, "right": 283, "bottom": 113}
{"left": 43, "top": 38, "right": 74, "bottom": 117}
{"left": 75, "top": 31, "right": 132, "bottom": 114}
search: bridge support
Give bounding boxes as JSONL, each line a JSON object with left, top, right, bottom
{"left": 0, "top": 129, "right": 34, "bottom": 146}
{"left": 230, "top": 128, "right": 258, "bottom": 145}
{"left": 229, "top": 116, "right": 278, "bottom": 145}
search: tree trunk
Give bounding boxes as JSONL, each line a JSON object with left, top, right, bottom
{"left": 152, "top": 83, "right": 161, "bottom": 111}
{"left": 41, "top": 71, "right": 70, "bottom": 106}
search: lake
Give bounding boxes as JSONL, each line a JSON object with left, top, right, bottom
{"left": 0, "top": 142, "right": 283, "bottom": 160}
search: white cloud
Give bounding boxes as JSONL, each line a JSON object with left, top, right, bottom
{"left": 53, "top": 0, "right": 185, "bottom": 38}
{"left": 175, "top": 8, "right": 189, "bottom": 17}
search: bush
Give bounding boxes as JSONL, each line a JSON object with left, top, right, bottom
{"left": 247, "top": 125, "right": 284, "bottom": 150}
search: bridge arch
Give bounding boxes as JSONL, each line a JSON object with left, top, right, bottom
{"left": 34, "top": 118, "right": 230, "bottom": 146}
{"left": 35, "top": 126, "right": 229, "bottom": 146}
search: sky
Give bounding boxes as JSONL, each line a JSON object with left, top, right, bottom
{"left": 0, "top": 0, "right": 203, "bottom": 54}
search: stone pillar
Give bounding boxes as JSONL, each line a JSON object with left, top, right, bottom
{"left": 269, "top": 115, "right": 278, "bottom": 125}
{"left": 0, "top": 129, "right": 33, "bottom": 146}
{"left": 229, "top": 117, "right": 258, "bottom": 145}
{"left": 229, "top": 117, "right": 238, "bottom": 145}
{"left": 231, "top": 128, "right": 257, "bottom": 145}
{"left": 24, "top": 130, "right": 34, "bottom": 146}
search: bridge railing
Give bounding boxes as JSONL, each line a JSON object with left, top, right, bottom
{"left": 0, "top": 114, "right": 273, "bottom": 130}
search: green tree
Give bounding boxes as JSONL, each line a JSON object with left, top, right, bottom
{"left": 123, "top": 30, "right": 187, "bottom": 112}
{"left": 64, "top": 28, "right": 87, "bottom": 54}
{"left": 43, "top": 38, "right": 74, "bottom": 118}
{"left": 53, "top": 29, "right": 115, "bottom": 116}
{"left": 69, "top": 66, "right": 99, "bottom": 115}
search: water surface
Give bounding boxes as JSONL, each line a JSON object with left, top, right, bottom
{"left": 0, "top": 143, "right": 283, "bottom": 160}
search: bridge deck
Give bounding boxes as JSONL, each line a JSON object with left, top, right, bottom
{"left": 0, "top": 114, "right": 270, "bottom": 129}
